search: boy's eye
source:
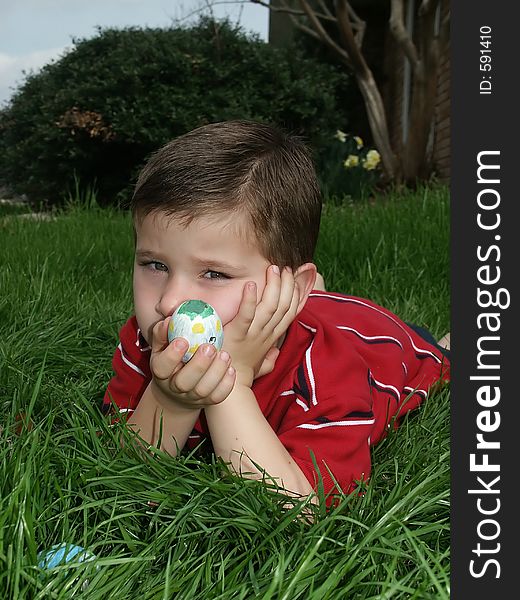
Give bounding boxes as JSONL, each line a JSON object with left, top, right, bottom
{"left": 141, "top": 261, "right": 168, "bottom": 272}
{"left": 203, "top": 270, "right": 229, "bottom": 281}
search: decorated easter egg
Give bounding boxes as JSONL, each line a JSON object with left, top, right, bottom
{"left": 37, "top": 542, "right": 98, "bottom": 589}
{"left": 168, "top": 299, "right": 224, "bottom": 363}
{"left": 37, "top": 543, "right": 97, "bottom": 570}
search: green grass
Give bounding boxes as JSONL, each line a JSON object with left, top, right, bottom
{"left": 0, "top": 185, "right": 450, "bottom": 599}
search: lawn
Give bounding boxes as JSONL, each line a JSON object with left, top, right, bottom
{"left": 0, "top": 184, "right": 450, "bottom": 599}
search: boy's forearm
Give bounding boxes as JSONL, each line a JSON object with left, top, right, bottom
{"left": 127, "top": 380, "right": 200, "bottom": 456}
{"left": 204, "top": 384, "right": 314, "bottom": 498}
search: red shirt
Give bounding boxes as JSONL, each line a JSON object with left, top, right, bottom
{"left": 103, "top": 291, "right": 450, "bottom": 497}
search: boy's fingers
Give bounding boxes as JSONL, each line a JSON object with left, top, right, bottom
{"left": 188, "top": 350, "right": 233, "bottom": 399}
{"left": 274, "top": 267, "right": 296, "bottom": 318}
{"left": 257, "top": 266, "right": 296, "bottom": 331}
{"left": 151, "top": 317, "right": 169, "bottom": 354}
{"left": 255, "top": 265, "right": 282, "bottom": 327}
{"left": 255, "top": 346, "right": 280, "bottom": 379}
{"left": 273, "top": 281, "right": 300, "bottom": 339}
{"left": 169, "top": 343, "right": 218, "bottom": 394}
{"left": 207, "top": 365, "right": 236, "bottom": 404}
{"left": 227, "top": 281, "right": 257, "bottom": 336}
{"left": 152, "top": 336, "right": 188, "bottom": 380}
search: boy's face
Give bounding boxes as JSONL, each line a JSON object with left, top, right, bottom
{"left": 133, "top": 210, "right": 274, "bottom": 345}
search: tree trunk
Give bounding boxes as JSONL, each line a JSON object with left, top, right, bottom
{"left": 401, "top": 2, "right": 443, "bottom": 182}
{"left": 356, "top": 70, "right": 400, "bottom": 183}
{"left": 251, "top": 0, "right": 449, "bottom": 184}
{"left": 403, "top": 64, "right": 439, "bottom": 181}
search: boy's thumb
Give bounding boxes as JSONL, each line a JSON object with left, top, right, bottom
{"left": 256, "top": 346, "right": 281, "bottom": 379}
{"left": 151, "top": 317, "right": 170, "bottom": 353}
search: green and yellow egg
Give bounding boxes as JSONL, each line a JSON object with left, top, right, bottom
{"left": 168, "top": 299, "right": 224, "bottom": 363}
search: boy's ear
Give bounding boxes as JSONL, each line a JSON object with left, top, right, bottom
{"left": 293, "top": 263, "right": 318, "bottom": 315}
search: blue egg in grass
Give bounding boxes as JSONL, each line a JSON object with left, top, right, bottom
{"left": 37, "top": 543, "right": 98, "bottom": 589}
{"left": 37, "top": 543, "right": 96, "bottom": 570}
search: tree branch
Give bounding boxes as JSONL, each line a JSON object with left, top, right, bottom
{"left": 288, "top": 14, "right": 325, "bottom": 44}
{"left": 418, "top": 0, "right": 436, "bottom": 18}
{"left": 346, "top": 1, "right": 366, "bottom": 46}
{"left": 316, "top": 0, "right": 333, "bottom": 19}
{"left": 250, "top": 0, "right": 335, "bottom": 23}
{"left": 389, "top": 0, "right": 420, "bottom": 69}
{"left": 335, "top": 0, "right": 368, "bottom": 76}
{"left": 298, "top": 0, "right": 353, "bottom": 68}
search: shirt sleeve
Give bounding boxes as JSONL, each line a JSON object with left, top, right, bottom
{"left": 279, "top": 405, "right": 374, "bottom": 504}
{"left": 394, "top": 325, "right": 451, "bottom": 421}
{"left": 102, "top": 317, "right": 151, "bottom": 419}
{"left": 275, "top": 351, "right": 376, "bottom": 504}
{"left": 271, "top": 326, "right": 450, "bottom": 504}
{"left": 266, "top": 295, "right": 450, "bottom": 505}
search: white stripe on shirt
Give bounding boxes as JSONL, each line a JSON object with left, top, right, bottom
{"left": 309, "top": 293, "right": 442, "bottom": 363}
{"left": 336, "top": 326, "right": 404, "bottom": 349}
{"left": 118, "top": 343, "right": 146, "bottom": 377}
{"left": 298, "top": 321, "right": 317, "bottom": 334}
{"left": 297, "top": 418, "right": 375, "bottom": 430}
{"left": 280, "top": 390, "right": 310, "bottom": 412}
{"left": 305, "top": 340, "right": 318, "bottom": 406}
{"left": 296, "top": 399, "right": 310, "bottom": 412}
{"left": 369, "top": 374, "right": 401, "bottom": 399}
{"left": 403, "top": 386, "right": 428, "bottom": 398}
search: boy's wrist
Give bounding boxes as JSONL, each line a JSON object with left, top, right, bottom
{"left": 207, "top": 380, "right": 256, "bottom": 410}
{"left": 233, "top": 366, "right": 255, "bottom": 388}
{"left": 150, "top": 379, "right": 200, "bottom": 414}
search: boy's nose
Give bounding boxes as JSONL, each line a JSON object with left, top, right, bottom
{"left": 156, "top": 277, "right": 189, "bottom": 318}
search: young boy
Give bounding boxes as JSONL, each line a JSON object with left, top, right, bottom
{"left": 103, "top": 120, "right": 450, "bottom": 502}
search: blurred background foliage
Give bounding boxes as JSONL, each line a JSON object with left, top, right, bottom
{"left": 0, "top": 17, "right": 365, "bottom": 209}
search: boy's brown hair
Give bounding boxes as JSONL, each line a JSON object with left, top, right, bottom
{"left": 131, "top": 120, "right": 322, "bottom": 269}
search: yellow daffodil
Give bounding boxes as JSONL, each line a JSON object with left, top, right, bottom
{"left": 334, "top": 129, "right": 347, "bottom": 143}
{"left": 344, "top": 154, "right": 359, "bottom": 168}
{"left": 362, "top": 149, "right": 381, "bottom": 171}
{"left": 354, "top": 136, "right": 363, "bottom": 149}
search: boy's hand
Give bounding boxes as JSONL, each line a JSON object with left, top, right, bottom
{"left": 223, "top": 265, "right": 299, "bottom": 387}
{"left": 254, "top": 345, "right": 281, "bottom": 379}
{"left": 149, "top": 318, "right": 236, "bottom": 410}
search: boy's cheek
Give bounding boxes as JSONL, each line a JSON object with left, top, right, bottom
{"left": 216, "top": 303, "right": 241, "bottom": 327}
{"left": 133, "top": 298, "right": 158, "bottom": 343}
{"left": 219, "top": 285, "right": 259, "bottom": 319}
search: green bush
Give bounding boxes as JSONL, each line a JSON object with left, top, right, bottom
{"left": 316, "top": 130, "right": 383, "bottom": 201}
{"left": 0, "top": 18, "right": 349, "bottom": 208}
